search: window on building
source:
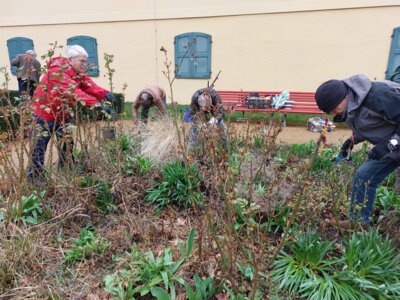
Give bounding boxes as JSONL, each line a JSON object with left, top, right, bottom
{"left": 67, "top": 35, "right": 99, "bottom": 77}
{"left": 174, "top": 32, "right": 212, "bottom": 79}
{"left": 7, "top": 37, "right": 34, "bottom": 76}
{"left": 386, "top": 26, "right": 400, "bottom": 79}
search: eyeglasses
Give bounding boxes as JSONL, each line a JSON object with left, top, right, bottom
{"left": 73, "top": 57, "right": 88, "bottom": 64}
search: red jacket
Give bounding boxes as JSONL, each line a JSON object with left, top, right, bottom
{"left": 32, "top": 57, "right": 109, "bottom": 121}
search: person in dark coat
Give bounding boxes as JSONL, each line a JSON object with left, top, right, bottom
{"left": 315, "top": 74, "right": 400, "bottom": 227}
{"left": 187, "top": 87, "right": 227, "bottom": 154}
{"left": 11, "top": 50, "right": 41, "bottom": 98}
{"left": 390, "top": 64, "right": 400, "bottom": 194}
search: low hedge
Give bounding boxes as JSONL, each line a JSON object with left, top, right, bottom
{"left": 0, "top": 90, "right": 125, "bottom": 139}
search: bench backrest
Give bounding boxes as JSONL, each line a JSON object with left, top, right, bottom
{"left": 217, "top": 90, "right": 324, "bottom": 114}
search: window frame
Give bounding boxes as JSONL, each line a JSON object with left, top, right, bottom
{"left": 174, "top": 32, "right": 212, "bottom": 79}
{"left": 386, "top": 26, "right": 400, "bottom": 79}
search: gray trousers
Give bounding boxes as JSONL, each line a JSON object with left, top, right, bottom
{"left": 141, "top": 96, "right": 167, "bottom": 123}
{"left": 187, "top": 120, "right": 227, "bottom": 154}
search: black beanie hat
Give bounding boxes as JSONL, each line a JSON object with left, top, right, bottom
{"left": 315, "top": 80, "right": 348, "bottom": 113}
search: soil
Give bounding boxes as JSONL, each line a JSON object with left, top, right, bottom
{"left": 275, "top": 125, "right": 351, "bottom": 145}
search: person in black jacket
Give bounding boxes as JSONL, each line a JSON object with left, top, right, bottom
{"left": 315, "top": 74, "right": 400, "bottom": 227}
{"left": 187, "top": 87, "right": 227, "bottom": 154}
{"left": 390, "top": 65, "right": 400, "bottom": 195}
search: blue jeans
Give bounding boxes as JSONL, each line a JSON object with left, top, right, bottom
{"left": 28, "top": 117, "right": 73, "bottom": 178}
{"left": 350, "top": 157, "right": 399, "bottom": 224}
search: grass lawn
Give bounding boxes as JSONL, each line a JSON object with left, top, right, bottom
{"left": 121, "top": 102, "right": 346, "bottom": 128}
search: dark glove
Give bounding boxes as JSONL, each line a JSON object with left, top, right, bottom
{"left": 368, "top": 142, "right": 390, "bottom": 160}
{"left": 103, "top": 105, "right": 113, "bottom": 115}
{"left": 96, "top": 101, "right": 114, "bottom": 114}
{"left": 104, "top": 92, "right": 116, "bottom": 102}
{"left": 332, "top": 138, "right": 352, "bottom": 162}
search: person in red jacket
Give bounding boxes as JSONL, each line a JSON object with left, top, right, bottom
{"left": 28, "top": 45, "right": 115, "bottom": 185}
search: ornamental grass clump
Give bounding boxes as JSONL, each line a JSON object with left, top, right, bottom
{"left": 139, "top": 119, "right": 184, "bottom": 164}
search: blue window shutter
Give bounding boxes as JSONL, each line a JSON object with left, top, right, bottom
{"left": 7, "top": 37, "right": 34, "bottom": 76}
{"left": 193, "top": 33, "right": 211, "bottom": 78}
{"left": 386, "top": 27, "right": 400, "bottom": 79}
{"left": 67, "top": 36, "right": 99, "bottom": 77}
{"left": 175, "top": 33, "right": 193, "bottom": 78}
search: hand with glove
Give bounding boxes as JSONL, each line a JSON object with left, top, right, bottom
{"left": 208, "top": 117, "right": 218, "bottom": 125}
{"left": 332, "top": 137, "right": 353, "bottom": 162}
{"left": 104, "top": 92, "right": 116, "bottom": 103}
{"left": 96, "top": 100, "right": 114, "bottom": 115}
{"left": 368, "top": 137, "right": 400, "bottom": 160}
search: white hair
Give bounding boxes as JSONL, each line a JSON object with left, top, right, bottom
{"left": 25, "top": 50, "right": 37, "bottom": 57}
{"left": 65, "top": 45, "right": 88, "bottom": 58}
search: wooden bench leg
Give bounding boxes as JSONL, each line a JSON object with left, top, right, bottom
{"left": 283, "top": 113, "right": 287, "bottom": 127}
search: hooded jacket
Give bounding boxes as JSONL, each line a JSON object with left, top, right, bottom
{"left": 190, "top": 88, "right": 224, "bottom": 123}
{"left": 343, "top": 74, "right": 400, "bottom": 162}
{"left": 32, "top": 57, "right": 108, "bottom": 121}
{"left": 11, "top": 54, "right": 41, "bottom": 83}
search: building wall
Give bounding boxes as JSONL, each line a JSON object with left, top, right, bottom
{"left": 1, "top": 1, "right": 399, "bottom": 103}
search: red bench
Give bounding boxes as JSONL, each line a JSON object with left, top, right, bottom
{"left": 217, "top": 90, "right": 324, "bottom": 126}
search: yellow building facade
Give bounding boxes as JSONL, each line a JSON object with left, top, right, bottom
{"left": 1, "top": 0, "right": 400, "bottom": 103}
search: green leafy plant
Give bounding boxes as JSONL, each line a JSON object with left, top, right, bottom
{"left": 340, "top": 229, "right": 400, "bottom": 299}
{"left": 146, "top": 161, "right": 203, "bottom": 209}
{"left": 274, "top": 148, "right": 291, "bottom": 164}
{"left": 117, "top": 134, "right": 138, "bottom": 155}
{"left": 271, "top": 232, "right": 365, "bottom": 300}
{"left": 233, "top": 197, "right": 260, "bottom": 232}
{"left": 290, "top": 140, "right": 317, "bottom": 157}
{"left": 311, "top": 148, "right": 335, "bottom": 171}
{"left": 382, "top": 171, "right": 397, "bottom": 188}
{"left": 80, "top": 176, "right": 116, "bottom": 213}
{"left": 222, "top": 282, "right": 263, "bottom": 300}
{"left": 63, "top": 229, "right": 109, "bottom": 265}
{"left": 104, "top": 228, "right": 195, "bottom": 299}
{"left": 375, "top": 186, "right": 400, "bottom": 211}
{"left": 272, "top": 232, "right": 334, "bottom": 293}
{"left": 124, "top": 155, "right": 154, "bottom": 175}
{"left": 12, "top": 190, "right": 45, "bottom": 226}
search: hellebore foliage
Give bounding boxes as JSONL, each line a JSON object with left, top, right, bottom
{"left": 63, "top": 228, "right": 109, "bottom": 265}
{"left": 104, "top": 228, "right": 195, "bottom": 299}
{"left": 146, "top": 161, "right": 203, "bottom": 209}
